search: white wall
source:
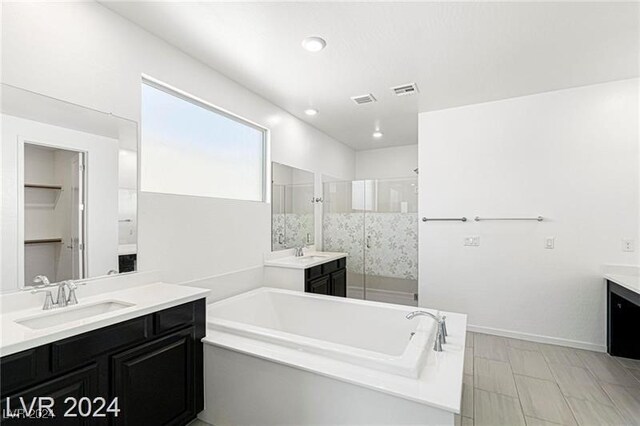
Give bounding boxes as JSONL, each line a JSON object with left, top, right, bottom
{"left": 355, "top": 145, "right": 418, "bottom": 180}
{"left": 418, "top": 79, "right": 639, "bottom": 350}
{"left": 1, "top": 2, "right": 355, "bottom": 285}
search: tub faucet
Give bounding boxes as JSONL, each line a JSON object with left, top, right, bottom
{"left": 406, "top": 310, "right": 448, "bottom": 352}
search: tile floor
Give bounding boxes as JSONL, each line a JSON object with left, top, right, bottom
{"left": 457, "top": 332, "right": 640, "bottom": 426}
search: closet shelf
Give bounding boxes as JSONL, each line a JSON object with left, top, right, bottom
{"left": 25, "top": 238, "right": 63, "bottom": 245}
{"left": 25, "top": 183, "right": 62, "bottom": 190}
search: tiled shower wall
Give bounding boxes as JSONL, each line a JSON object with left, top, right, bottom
{"left": 272, "top": 213, "right": 314, "bottom": 251}
{"left": 322, "top": 212, "right": 418, "bottom": 280}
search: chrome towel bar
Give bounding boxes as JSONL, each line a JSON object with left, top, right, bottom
{"left": 422, "top": 217, "right": 467, "bottom": 222}
{"left": 474, "top": 216, "right": 543, "bottom": 222}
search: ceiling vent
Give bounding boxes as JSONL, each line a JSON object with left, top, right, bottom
{"left": 351, "top": 94, "right": 377, "bottom": 105}
{"left": 391, "top": 83, "right": 419, "bottom": 96}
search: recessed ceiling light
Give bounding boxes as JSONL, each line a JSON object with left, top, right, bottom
{"left": 302, "top": 36, "right": 326, "bottom": 52}
{"left": 373, "top": 131, "right": 383, "bottom": 138}
{"left": 304, "top": 108, "right": 318, "bottom": 116}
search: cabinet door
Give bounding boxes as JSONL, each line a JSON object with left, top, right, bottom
{"left": 308, "top": 275, "right": 330, "bottom": 295}
{"left": 111, "top": 327, "right": 195, "bottom": 426}
{"left": 3, "top": 364, "right": 99, "bottom": 426}
{"left": 330, "top": 269, "right": 347, "bottom": 297}
{"left": 610, "top": 292, "right": 640, "bottom": 358}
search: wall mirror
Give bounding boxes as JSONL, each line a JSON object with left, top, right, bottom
{"left": 271, "top": 162, "right": 315, "bottom": 251}
{"left": 1, "top": 84, "right": 139, "bottom": 291}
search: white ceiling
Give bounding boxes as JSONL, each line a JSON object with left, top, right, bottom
{"left": 104, "top": 2, "right": 639, "bottom": 151}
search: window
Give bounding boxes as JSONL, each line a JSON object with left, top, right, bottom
{"left": 141, "top": 80, "right": 267, "bottom": 201}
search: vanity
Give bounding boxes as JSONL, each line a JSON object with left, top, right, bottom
{"left": 605, "top": 273, "right": 640, "bottom": 359}
{"left": 0, "top": 278, "right": 209, "bottom": 424}
{"left": 264, "top": 251, "right": 348, "bottom": 297}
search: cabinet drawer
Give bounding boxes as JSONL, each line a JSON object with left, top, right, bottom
{"left": 306, "top": 264, "right": 323, "bottom": 280}
{"left": 52, "top": 316, "right": 150, "bottom": 372}
{"left": 154, "top": 302, "right": 196, "bottom": 334}
{"left": 321, "top": 257, "right": 346, "bottom": 275}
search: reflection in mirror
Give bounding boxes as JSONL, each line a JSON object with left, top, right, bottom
{"left": 1, "top": 84, "right": 138, "bottom": 290}
{"left": 271, "top": 162, "right": 315, "bottom": 251}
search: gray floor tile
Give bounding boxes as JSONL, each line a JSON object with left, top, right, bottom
{"left": 475, "top": 333, "right": 510, "bottom": 362}
{"left": 462, "top": 374, "right": 474, "bottom": 418}
{"left": 474, "top": 388, "right": 526, "bottom": 426}
{"left": 629, "top": 368, "right": 640, "bottom": 383}
{"left": 539, "top": 344, "right": 585, "bottom": 368}
{"left": 509, "top": 347, "right": 555, "bottom": 381}
{"left": 475, "top": 357, "right": 518, "bottom": 397}
{"left": 614, "top": 356, "right": 640, "bottom": 371}
{"left": 600, "top": 383, "right": 640, "bottom": 426}
{"left": 565, "top": 397, "right": 628, "bottom": 426}
{"left": 465, "top": 346, "right": 474, "bottom": 375}
{"left": 455, "top": 414, "right": 474, "bottom": 426}
{"left": 514, "top": 375, "right": 577, "bottom": 425}
{"left": 577, "top": 351, "right": 640, "bottom": 387}
{"left": 466, "top": 331, "right": 475, "bottom": 348}
{"left": 188, "top": 420, "right": 212, "bottom": 426}
{"left": 507, "top": 338, "right": 542, "bottom": 352}
{"left": 525, "top": 417, "right": 564, "bottom": 426}
{"left": 548, "top": 363, "right": 613, "bottom": 406}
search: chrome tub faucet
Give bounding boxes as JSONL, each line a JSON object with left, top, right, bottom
{"left": 406, "top": 310, "right": 448, "bottom": 352}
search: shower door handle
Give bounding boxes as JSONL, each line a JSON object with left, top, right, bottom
{"left": 366, "top": 236, "right": 371, "bottom": 249}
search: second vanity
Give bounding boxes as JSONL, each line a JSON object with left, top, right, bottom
{"left": 264, "top": 250, "right": 348, "bottom": 297}
{"left": 0, "top": 273, "right": 209, "bottom": 424}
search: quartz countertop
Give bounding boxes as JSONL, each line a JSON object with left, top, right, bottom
{"left": 1, "top": 282, "right": 210, "bottom": 356}
{"left": 264, "top": 251, "right": 347, "bottom": 269}
{"left": 605, "top": 273, "right": 640, "bottom": 296}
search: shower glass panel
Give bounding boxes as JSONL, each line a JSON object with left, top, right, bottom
{"left": 322, "top": 177, "right": 418, "bottom": 306}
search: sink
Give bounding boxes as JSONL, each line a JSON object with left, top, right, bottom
{"left": 16, "top": 300, "right": 135, "bottom": 330}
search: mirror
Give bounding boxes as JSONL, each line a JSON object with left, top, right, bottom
{"left": 271, "top": 162, "right": 315, "bottom": 251}
{"left": 1, "top": 84, "right": 138, "bottom": 290}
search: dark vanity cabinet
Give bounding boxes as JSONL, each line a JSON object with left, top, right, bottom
{"left": 607, "top": 280, "right": 640, "bottom": 359}
{"left": 305, "top": 257, "right": 347, "bottom": 297}
{"left": 0, "top": 299, "right": 205, "bottom": 425}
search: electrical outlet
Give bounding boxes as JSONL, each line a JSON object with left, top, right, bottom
{"left": 545, "top": 237, "right": 555, "bottom": 249}
{"left": 464, "top": 236, "right": 480, "bottom": 247}
{"left": 622, "top": 239, "right": 635, "bottom": 252}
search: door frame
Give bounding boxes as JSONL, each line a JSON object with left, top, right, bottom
{"left": 17, "top": 136, "right": 88, "bottom": 286}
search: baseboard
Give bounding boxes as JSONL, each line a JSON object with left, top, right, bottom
{"left": 467, "top": 324, "right": 607, "bottom": 353}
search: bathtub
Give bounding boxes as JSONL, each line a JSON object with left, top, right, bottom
{"left": 206, "top": 287, "right": 434, "bottom": 378}
{"left": 201, "top": 288, "right": 467, "bottom": 426}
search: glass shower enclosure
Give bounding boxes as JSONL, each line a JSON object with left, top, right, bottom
{"left": 322, "top": 177, "right": 418, "bottom": 306}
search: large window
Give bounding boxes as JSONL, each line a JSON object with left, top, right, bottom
{"left": 141, "top": 80, "right": 266, "bottom": 201}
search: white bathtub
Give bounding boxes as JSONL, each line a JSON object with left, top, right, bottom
{"left": 206, "top": 287, "right": 435, "bottom": 377}
{"left": 202, "top": 288, "right": 467, "bottom": 426}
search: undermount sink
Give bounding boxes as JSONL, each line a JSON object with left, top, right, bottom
{"left": 15, "top": 300, "right": 135, "bottom": 330}
{"left": 291, "top": 255, "right": 330, "bottom": 263}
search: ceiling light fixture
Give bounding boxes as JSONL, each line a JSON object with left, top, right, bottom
{"left": 302, "top": 36, "right": 326, "bottom": 52}
{"left": 373, "top": 131, "right": 383, "bottom": 138}
{"left": 304, "top": 108, "right": 318, "bottom": 116}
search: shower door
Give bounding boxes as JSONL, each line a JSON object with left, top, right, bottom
{"left": 322, "top": 178, "right": 418, "bottom": 306}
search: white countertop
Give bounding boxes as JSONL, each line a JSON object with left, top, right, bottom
{"left": 264, "top": 251, "right": 347, "bottom": 269}
{"left": 1, "top": 282, "right": 210, "bottom": 356}
{"left": 605, "top": 273, "right": 640, "bottom": 296}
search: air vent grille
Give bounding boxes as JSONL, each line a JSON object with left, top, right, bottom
{"left": 351, "top": 94, "right": 377, "bottom": 105}
{"left": 391, "top": 83, "right": 419, "bottom": 96}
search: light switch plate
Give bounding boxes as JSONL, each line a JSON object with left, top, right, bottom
{"left": 464, "top": 236, "right": 480, "bottom": 247}
{"left": 622, "top": 239, "right": 635, "bottom": 252}
{"left": 545, "top": 237, "right": 555, "bottom": 249}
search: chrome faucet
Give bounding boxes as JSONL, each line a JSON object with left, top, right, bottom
{"left": 406, "top": 310, "right": 448, "bottom": 352}
{"left": 294, "top": 246, "right": 305, "bottom": 257}
{"left": 30, "top": 278, "right": 82, "bottom": 310}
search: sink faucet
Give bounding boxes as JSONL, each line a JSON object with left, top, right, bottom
{"left": 30, "top": 279, "right": 82, "bottom": 310}
{"left": 406, "top": 310, "right": 448, "bottom": 352}
{"left": 294, "top": 246, "right": 305, "bottom": 257}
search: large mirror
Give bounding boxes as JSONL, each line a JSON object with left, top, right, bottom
{"left": 271, "top": 162, "right": 315, "bottom": 251}
{"left": 1, "top": 84, "right": 138, "bottom": 290}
